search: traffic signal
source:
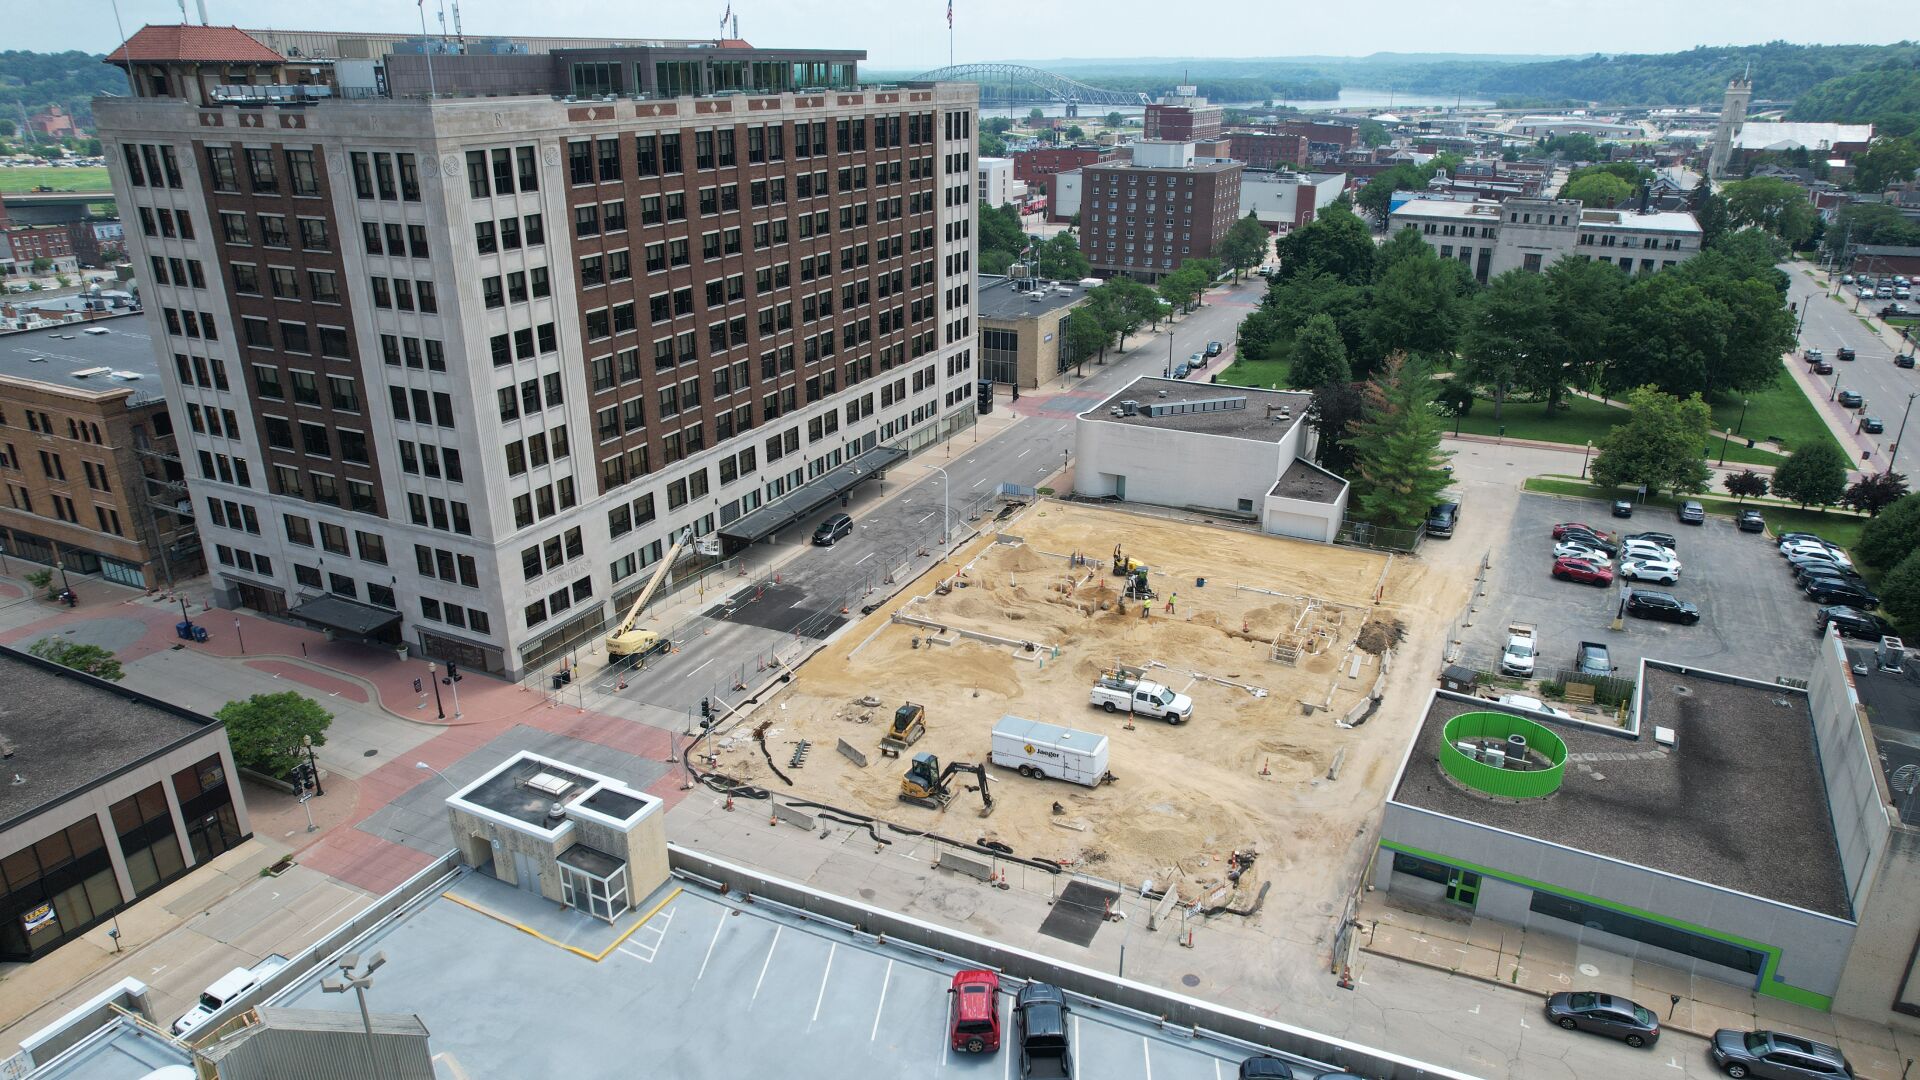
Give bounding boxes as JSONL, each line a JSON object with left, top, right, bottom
{"left": 699, "top": 697, "right": 712, "bottom": 719}
{"left": 446, "top": 662, "right": 462, "bottom": 682}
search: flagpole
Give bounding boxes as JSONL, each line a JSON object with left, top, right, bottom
{"left": 417, "top": 2, "right": 438, "bottom": 98}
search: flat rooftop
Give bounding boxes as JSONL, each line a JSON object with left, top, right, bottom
{"left": 1389, "top": 198, "right": 1500, "bottom": 220}
{"left": 976, "top": 275, "right": 1088, "bottom": 321}
{"left": 270, "top": 877, "right": 1358, "bottom": 1080}
{"left": 1085, "top": 158, "right": 1242, "bottom": 174}
{"left": 1579, "top": 208, "right": 1702, "bottom": 235}
{"left": 1082, "top": 377, "right": 1312, "bottom": 444}
{"left": 1394, "top": 671, "right": 1851, "bottom": 919}
{"left": 21, "top": 1018, "right": 191, "bottom": 1080}
{"left": 455, "top": 755, "right": 599, "bottom": 829}
{"left": 1840, "top": 646, "right": 1920, "bottom": 826}
{"left": 0, "top": 647, "right": 215, "bottom": 828}
{"left": 0, "top": 316, "right": 162, "bottom": 405}
{"left": 1269, "top": 459, "right": 1347, "bottom": 503}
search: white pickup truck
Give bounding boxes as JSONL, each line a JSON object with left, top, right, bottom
{"left": 1500, "top": 623, "right": 1538, "bottom": 677}
{"left": 1089, "top": 675, "right": 1193, "bottom": 724}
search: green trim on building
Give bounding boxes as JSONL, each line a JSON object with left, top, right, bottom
{"left": 1379, "top": 838, "right": 1837, "bottom": 1012}
{"left": 1439, "top": 711, "right": 1568, "bottom": 798}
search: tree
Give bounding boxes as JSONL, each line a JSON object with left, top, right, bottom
{"left": 1771, "top": 442, "right": 1852, "bottom": 507}
{"left": 1027, "top": 107, "right": 1045, "bottom": 122}
{"left": 1034, "top": 232, "right": 1090, "bottom": 280}
{"left": 0, "top": 120, "right": 14, "bottom": 137}
{"left": 1309, "top": 379, "right": 1366, "bottom": 476}
{"left": 1236, "top": 307, "right": 1283, "bottom": 363}
{"left": 1544, "top": 255, "right": 1624, "bottom": 401}
{"left": 1158, "top": 267, "right": 1203, "bottom": 315}
{"left": 1563, "top": 170, "right": 1634, "bottom": 207}
{"left": 1691, "top": 187, "right": 1731, "bottom": 249}
{"left": 30, "top": 257, "right": 51, "bottom": 275}
{"left": 1062, "top": 309, "right": 1108, "bottom": 371}
{"left": 1358, "top": 120, "right": 1390, "bottom": 147}
{"left": 1065, "top": 125, "right": 1085, "bottom": 141}
{"left": 1605, "top": 263, "right": 1795, "bottom": 400}
{"left": 1861, "top": 495, "right": 1920, "bottom": 569}
{"left": 1458, "top": 269, "right": 1561, "bottom": 419}
{"left": 1369, "top": 230, "right": 1470, "bottom": 365}
{"left": 1723, "top": 470, "right": 1770, "bottom": 502}
{"left": 1260, "top": 269, "right": 1373, "bottom": 373}
{"left": 216, "top": 692, "right": 333, "bottom": 779}
{"left": 1105, "top": 111, "right": 1124, "bottom": 128}
{"left": 1845, "top": 470, "right": 1910, "bottom": 516}
{"left": 1721, "top": 177, "right": 1816, "bottom": 245}
{"left": 1850, "top": 137, "right": 1920, "bottom": 194}
{"left": 26, "top": 638, "right": 124, "bottom": 681}
{"left": 1289, "top": 314, "right": 1350, "bottom": 390}
{"left": 1878, "top": 549, "right": 1920, "bottom": 636}
{"left": 1590, "top": 386, "right": 1712, "bottom": 495}
{"left": 977, "top": 201, "right": 1026, "bottom": 271}
{"left": 1346, "top": 355, "right": 1451, "bottom": 530}
{"left": 1218, "top": 213, "right": 1269, "bottom": 280}
{"left": 1274, "top": 204, "right": 1374, "bottom": 286}
{"left": 1354, "top": 163, "right": 1424, "bottom": 221}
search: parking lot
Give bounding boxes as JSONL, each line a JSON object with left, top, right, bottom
{"left": 275, "top": 877, "right": 1356, "bottom": 1080}
{"left": 1462, "top": 493, "right": 1822, "bottom": 686}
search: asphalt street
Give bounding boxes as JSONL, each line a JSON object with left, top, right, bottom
{"left": 586, "top": 285, "right": 1262, "bottom": 731}
{"left": 1783, "top": 264, "right": 1919, "bottom": 471}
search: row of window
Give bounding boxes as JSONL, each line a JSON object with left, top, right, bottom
{"left": 232, "top": 263, "right": 339, "bottom": 305}
{"left": 1, "top": 408, "right": 104, "bottom": 444}
{"left": 205, "top": 146, "right": 324, "bottom": 198}
{"left": 219, "top": 210, "right": 329, "bottom": 252}
{"left": 241, "top": 316, "right": 349, "bottom": 360}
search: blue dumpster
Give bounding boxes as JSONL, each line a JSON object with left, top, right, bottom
{"left": 176, "top": 621, "right": 195, "bottom": 640}
{"left": 191, "top": 625, "right": 209, "bottom": 643}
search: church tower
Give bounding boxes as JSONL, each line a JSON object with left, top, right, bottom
{"left": 1708, "top": 73, "right": 1752, "bottom": 180}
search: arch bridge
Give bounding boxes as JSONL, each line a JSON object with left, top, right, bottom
{"left": 911, "top": 63, "right": 1150, "bottom": 113}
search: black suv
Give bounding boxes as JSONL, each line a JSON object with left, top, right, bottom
{"left": 1816, "top": 606, "right": 1893, "bottom": 640}
{"left": 1806, "top": 580, "right": 1880, "bottom": 610}
{"left": 1204, "top": 341, "right": 1224, "bottom": 358}
{"left": 1626, "top": 591, "right": 1701, "bottom": 624}
{"left": 1737, "top": 509, "right": 1766, "bottom": 533}
{"left": 1839, "top": 390, "right": 1865, "bottom": 409}
{"left": 1426, "top": 501, "right": 1459, "bottom": 538}
{"left": 1838, "top": 347, "right": 1857, "bottom": 362}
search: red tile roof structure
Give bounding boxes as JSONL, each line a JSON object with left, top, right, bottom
{"left": 106, "top": 25, "right": 285, "bottom": 65}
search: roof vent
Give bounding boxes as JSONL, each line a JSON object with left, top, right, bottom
{"left": 1653, "top": 726, "right": 1676, "bottom": 747}
{"left": 546, "top": 802, "right": 567, "bottom": 821}
{"left": 523, "top": 771, "right": 573, "bottom": 797}
{"left": 71, "top": 366, "right": 110, "bottom": 379}
{"left": 1671, "top": 684, "right": 1692, "bottom": 696}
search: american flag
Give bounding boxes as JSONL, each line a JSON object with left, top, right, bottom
{"left": 947, "top": 0, "right": 953, "bottom": 28}
{"left": 721, "top": 3, "right": 732, "bottom": 31}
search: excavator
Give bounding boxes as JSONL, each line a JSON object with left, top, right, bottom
{"left": 900, "top": 752, "right": 995, "bottom": 816}
{"left": 605, "top": 527, "right": 694, "bottom": 658}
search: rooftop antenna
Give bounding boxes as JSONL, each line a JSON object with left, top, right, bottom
{"left": 175, "top": 0, "right": 188, "bottom": 22}
{"left": 452, "top": 0, "right": 466, "bottom": 52}
{"left": 196, "top": 0, "right": 208, "bottom": 23}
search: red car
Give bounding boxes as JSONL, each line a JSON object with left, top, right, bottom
{"left": 1551, "top": 522, "right": 1607, "bottom": 540}
{"left": 949, "top": 969, "right": 1001, "bottom": 1053}
{"left": 1552, "top": 556, "right": 1614, "bottom": 585}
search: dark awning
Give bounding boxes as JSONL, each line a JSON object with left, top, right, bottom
{"left": 287, "top": 593, "right": 402, "bottom": 636}
{"left": 718, "top": 443, "right": 907, "bottom": 544}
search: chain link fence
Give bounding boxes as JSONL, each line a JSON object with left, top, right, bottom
{"left": 1337, "top": 514, "right": 1426, "bottom": 553}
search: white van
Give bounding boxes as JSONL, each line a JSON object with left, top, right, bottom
{"left": 171, "top": 954, "right": 289, "bottom": 1037}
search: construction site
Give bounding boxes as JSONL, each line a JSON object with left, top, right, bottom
{"left": 689, "top": 501, "right": 1434, "bottom": 941}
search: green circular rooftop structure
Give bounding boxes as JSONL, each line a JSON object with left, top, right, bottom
{"left": 1440, "top": 711, "right": 1568, "bottom": 798}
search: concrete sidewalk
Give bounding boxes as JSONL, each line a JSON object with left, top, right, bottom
{"left": 1358, "top": 895, "right": 1920, "bottom": 1079}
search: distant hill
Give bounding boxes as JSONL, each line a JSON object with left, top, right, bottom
{"left": 1789, "top": 64, "right": 1920, "bottom": 134}
{"left": 0, "top": 50, "right": 120, "bottom": 129}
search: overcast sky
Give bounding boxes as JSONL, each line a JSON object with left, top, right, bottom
{"left": 32, "top": 0, "right": 1916, "bottom": 68}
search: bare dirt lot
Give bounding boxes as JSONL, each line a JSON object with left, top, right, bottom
{"left": 706, "top": 502, "right": 1432, "bottom": 919}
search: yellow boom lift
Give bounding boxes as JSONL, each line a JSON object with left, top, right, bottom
{"left": 606, "top": 527, "right": 694, "bottom": 658}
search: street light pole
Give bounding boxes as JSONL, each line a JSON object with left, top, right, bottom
{"left": 925, "top": 465, "right": 951, "bottom": 549}
{"left": 1736, "top": 398, "right": 1749, "bottom": 436}
{"left": 427, "top": 661, "right": 444, "bottom": 719}
{"left": 1580, "top": 440, "right": 1593, "bottom": 479}
{"left": 302, "top": 733, "right": 323, "bottom": 797}
{"left": 1890, "top": 391, "right": 1920, "bottom": 473}
{"left": 321, "top": 952, "right": 388, "bottom": 1080}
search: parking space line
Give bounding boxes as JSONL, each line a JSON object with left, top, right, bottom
{"left": 695, "top": 908, "right": 727, "bottom": 982}
{"left": 1215, "top": 1060, "right": 1224, "bottom": 1080}
{"left": 1142, "top": 1036, "right": 1153, "bottom": 1080}
{"left": 751, "top": 926, "right": 781, "bottom": 1001}
{"left": 869, "top": 959, "right": 893, "bottom": 1041}
{"left": 1073, "top": 1013, "right": 1082, "bottom": 1077}
{"left": 811, "top": 943, "right": 837, "bottom": 1024}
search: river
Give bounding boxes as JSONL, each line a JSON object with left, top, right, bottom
{"left": 982, "top": 88, "right": 1492, "bottom": 120}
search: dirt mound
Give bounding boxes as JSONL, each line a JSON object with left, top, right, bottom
{"left": 1356, "top": 617, "right": 1406, "bottom": 655}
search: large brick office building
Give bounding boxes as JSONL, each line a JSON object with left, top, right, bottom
{"left": 1078, "top": 141, "right": 1243, "bottom": 283}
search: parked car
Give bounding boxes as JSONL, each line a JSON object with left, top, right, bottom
{"left": 1864, "top": 416, "right": 1886, "bottom": 433}
{"left": 1575, "top": 641, "right": 1613, "bottom": 678}
{"left": 1783, "top": 540, "right": 1851, "bottom": 567}
{"left": 1776, "top": 532, "right": 1831, "bottom": 549}
{"left": 1559, "top": 530, "right": 1619, "bottom": 555}
{"left": 1840, "top": 390, "right": 1866, "bottom": 410}
{"left": 1814, "top": 361, "right": 1834, "bottom": 374}
{"left": 1552, "top": 556, "right": 1613, "bottom": 585}
{"left": 1677, "top": 501, "right": 1706, "bottom": 525}
{"left": 1551, "top": 521, "right": 1609, "bottom": 540}
{"left": 811, "top": 513, "right": 854, "bottom": 546}
{"left": 1897, "top": 353, "right": 1916, "bottom": 368}
{"left": 1426, "top": 501, "right": 1460, "bottom": 539}
{"left": 1838, "top": 347, "right": 1857, "bottom": 362}
{"left": 1627, "top": 531, "right": 1679, "bottom": 550}
{"left": 1205, "top": 340, "right": 1224, "bottom": 358}
{"left": 1554, "top": 540, "right": 1613, "bottom": 566}
{"left": 1806, "top": 580, "right": 1880, "bottom": 610}
{"left": 1611, "top": 499, "right": 1634, "bottom": 518}
{"left": 1626, "top": 590, "right": 1701, "bottom": 624}
{"left": 1710, "top": 1029, "right": 1854, "bottom": 1080}
{"left": 1237, "top": 1057, "right": 1296, "bottom": 1079}
{"left": 173, "top": 955, "right": 291, "bottom": 1037}
{"left": 1015, "top": 982, "right": 1073, "bottom": 1078}
{"left": 1621, "top": 539, "right": 1677, "bottom": 562}
{"left": 1545, "top": 991, "right": 1661, "bottom": 1048}
{"left": 1816, "top": 606, "right": 1894, "bottom": 641}
{"left": 1619, "top": 558, "right": 1682, "bottom": 585}
{"left": 1737, "top": 509, "right": 1766, "bottom": 533}
{"left": 949, "top": 970, "right": 1002, "bottom": 1054}
{"left": 1803, "top": 347, "right": 1825, "bottom": 362}
{"left": 1173, "top": 363, "right": 1191, "bottom": 379}
{"left": 1789, "top": 556, "right": 1856, "bottom": 582}
{"left": 1841, "top": 275, "right": 1854, "bottom": 285}
{"left": 1496, "top": 693, "right": 1574, "bottom": 720}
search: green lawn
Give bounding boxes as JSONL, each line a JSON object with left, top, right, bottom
{"left": 1220, "top": 357, "right": 1291, "bottom": 389}
{"left": 1708, "top": 377, "right": 1844, "bottom": 457}
{"left": 0, "top": 166, "right": 112, "bottom": 194}
{"left": 1521, "top": 475, "right": 1868, "bottom": 551}
{"left": 1453, "top": 395, "right": 1786, "bottom": 466}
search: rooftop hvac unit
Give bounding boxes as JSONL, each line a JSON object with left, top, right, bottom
{"left": 1480, "top": 747, "right": 1508, "bottom": 770}
{"left": 1507, "top": 733, "right": 1528, "bottom": 756}
{"left": 1120, "top": 400, "right": 1138, "bottom": 416}
{"left": 70, "top": 366, "right": 110, "bottom": 379}
{"left": 1880, "top": 636, "right": 1906, "bottom": 673}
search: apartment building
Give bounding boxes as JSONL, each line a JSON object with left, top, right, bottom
{"left": 1143, "top": 86, "right": 1223, "bottom": 143}
{"left": 1078, "top": 141, "right": 1243, "bottom": 283}
{"left": 96, "top": 26, "right": 979, "bottom": 677}
{"left": 1387, "top": 196, "right": 1701, "bottom": 284}
{"left": 0, "top": 317, "right": 199, "bottom": 589}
